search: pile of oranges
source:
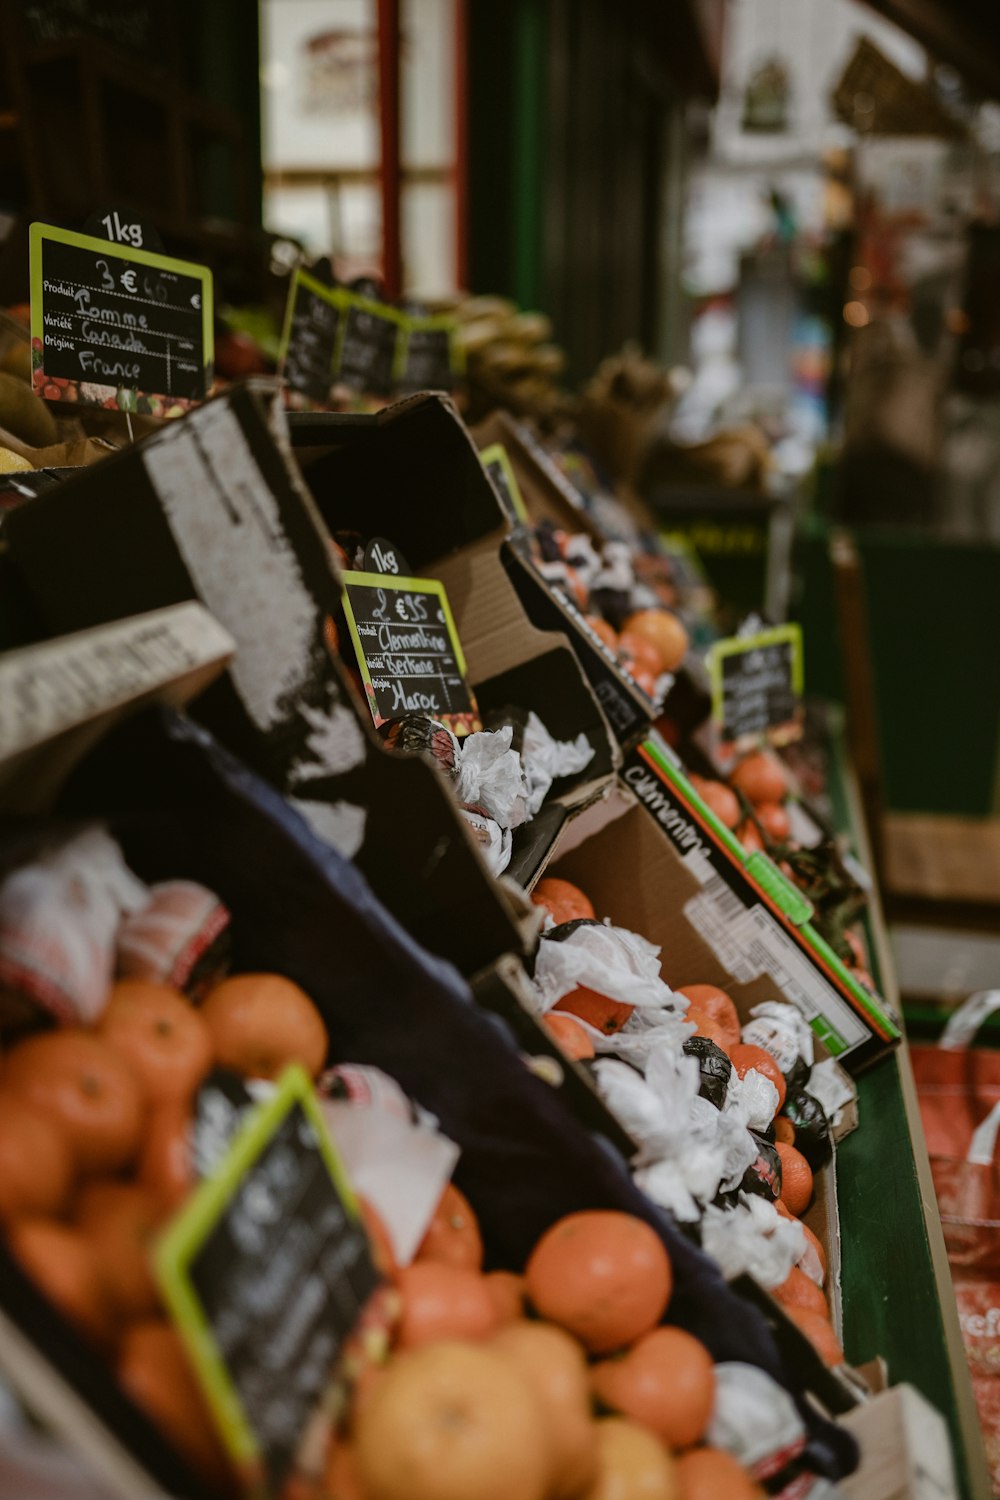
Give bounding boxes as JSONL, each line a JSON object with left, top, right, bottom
{"left": 688, "top": 749, "right": 791, "bottom": 857}
{"left": 329, "top": 1191, "right": 763, "bottom": 1500}
{"left": 0, "top": 971, "right": 332, "bottom": 1489}
{"left": 584, "top": 608, "right": 689, "bottom": 700}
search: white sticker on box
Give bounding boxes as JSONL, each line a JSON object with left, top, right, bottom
{"left": 683, "top": 846, "right": 716, "bottom": 887}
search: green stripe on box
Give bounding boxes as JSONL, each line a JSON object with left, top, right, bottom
{"left": 743, "top": 852, "right": 814, "bottom": 925}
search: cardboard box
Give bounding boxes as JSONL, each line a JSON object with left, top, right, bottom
{"left": 837, "top": 1384, "right": 959, "bottom": 1500}
{"left": 3, "top": 384, "right": 533, "bottom": 976}
{"left": 619, "top": 735, "right": 900, "bottom": 1071}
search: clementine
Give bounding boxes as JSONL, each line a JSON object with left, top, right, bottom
{"left": 200, "top": 972, "right": 328, "bottom": 1080}
{"left": 492, "top": 1319, "right": 598, "bottom": 1498}
{"left": 737, "top": 819, "right": 765, "bottom": 853}
{"left": 592, "top": 1325, "right": 715, "bottom": 1450}
{"left": 0, "top": 1096, "right": 73, "bottom": 1221}
{"left": 730, "top": 752, "right": 788, "bottom": 806}
{"left": 554, "top": 985, "right": 634, "bottom": 1035}
{"left": 395, "top": 1262, "right": 498, "bottom": 1349}
{"left": 617, "top": 632, "right": 663, "bottom": 682}
{"left": 773, "top": 1265, "right": 829, "bottom": 1321}
{"left": 754, "top": 802, "right": 791, "bottom": 842}
{"left": 677, "top": 986, "right": 741, "bottom": 1052}
{"left": 675, "top": 1446, "right": 758, "bottom": 1500}
{"left": 138, "top": 1099, "right": 195, "bottom": 1213}
{"left": 728, "top": 1044, "right": 787, "bottom": 1113}
{"left": 526, "top": 1211, "right": 672, "bottom": 1354}
{"left": 585, "top": 616, "right": 619, "bottom": 652}
{"left": 3, "top": 1030, "right": 145, "bottom": 1175}
{"left": 118, "top": 1319, "right": 234, "bottom": 1488}
{"left": 580, "top": 1416, "right": 679, "bottom": 1500}
{"left": 543, "top": 1012, "right": 596, "bottom": 1060}
{"left": 353, "top": 1341, "right": 549, "bottom": 1500}
{"left": 75, "top": 1180, "right": 162, "bottom": 1320}
{"left": 775, "top": 1142, "right": 814, "bottom": 1216}
{"left": 621, "top": 610, "right": 689, "bottom": 674}
{"left": 484, "top": 1270, "right": 526, "bottom": 1324}
{"left": 784, "top": 1305, "right": 844, "bottom": 1367}
{"left": 796, "top": 1219, "right": 827, "bottom": 1283}
{"left": 531, "top": 878, "right": 596, "bottom": 925}
{"left": 688, "top": 778, "right": 740, "bottom": 831}
{"left": 325, "top": 1436, "right": 366, "bottom": 1500}
{"left": 8, "top": 1218, "right": 112, "bottom": 1347}
{"left": 99, "top": 981, "right": 213, "bottom": 1104}
{"left": 773, "top": 1117, "right": 795, "bottom": 1146}
{"left": 416, "top": 1182, "right": 483, "bottom": 1272}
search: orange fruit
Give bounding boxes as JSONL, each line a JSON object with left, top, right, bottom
{"left": 354, "top": 1340, "right": 549, "bottom": 1500}
{"left": 75, "top": 1181, "right": 162, "bottom": 1321}
{"left": 585, "top": 616, "right": 619, "bottom": 651}
{"left": 618, "top": 632, "right": 663, "bottom": 682}
{"left": 543, "top": 1012, "right": 596, "bottom": 1060}
{"left": 580, "top": 1416, "right": 678, "bottom": 1500}
{"left": 200, "top": 973, "right": 328, "bottom": 1080}
{"left": 592, "top": 1325, "right": 715, "bottom": 1451}
{"left": 325, "top": 1436, "right": 366, "bottom": 1500}
{"left": 118, "top": 1319, "right": 233, "bottom": 1488}
{"left": 3, "top": 1030, "right": 145, "bottom": 1175}
{"left": 730, "top": 752, "right": 788, "bottom": 806}
{"left": 773, "top": 1265, "right": 829, "bottom": 1320}
{"left": 689, "top": 777, "right": 740, "bottom": 831}
{"left": 676, "top": 1446, "right": 758, "bottom": 1499}
{"left": 395, "top": 1262, "right": 498, "bottom": 1349}
{"left": 784, "top": 1305, "right": 844, "bottom": 1367}
{"left": 775, "top": 1142, "right": 813, "bottom": 1215}
{"left": 358, "top": 1195, "right": 399, "bottom": 1280}
{"left": 8, "top": 1218, "right": 113, "bottom": 1347}
{"left": 485, "top": 1271, "right": 526, "bottom": 1324}
{"left": 773, "top": 1117, "right": 795, "bottom": 1145}
{"left": 621, "top": 610, "right": 689, "bottom": 674}
{"left": 754, "top": 802, "right": 791, "bottom": 842}
{"left": 0, "top": 1096, "right": 74, "bottom": 1221}
{"left": 728, "top": 1044, "right": 787, "bottom": 1113}
{"left": 492, "top": 1320, "right": 598, "bottom": 1498}
{"left": 531, "top": 878, "right": 596, "bottom": 925}
{"left": 737, "top": 819, "right": 765, "bottom": 853}
{"left": 138, "top": 1099, "right": 195, "bottom": 1213}
{"left": 677, "top": 986, "right": 741, "bottom": 1052}
{"left": 526, "top": 1211, "right": 672, "bottom": 1354}
{"left": 554, "top": 985, "right": 634, "bottom": 1035}
{"left": 416, "top": 1182, "right": 483, "bottom": 1272}
{"left": 99, "top": 981, "right": 213, "bottom": 1104}
{"left": 797, "top": 1220, "right": 827, "bottom": 1282}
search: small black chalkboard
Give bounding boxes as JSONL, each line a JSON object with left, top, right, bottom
{"left": 480, "top": 443, "right": 528, "bottom": 527}
{"left": 29, "top": 222, "right": 212, "bottom": 414}
{"left": 155, "top": 1067, "right": 379, "bottom": 1492}
{"left": 279, "top": 270, "right": 342, "bottom": 404}
{"left": 335, "top": 294, "right": 403, "bottom": 394}
{"left": 341, "top": 570, "right": 480, "bottom": 734}
{"left": 397, "top": 315, "right": 457, "bottom": 393}
{"left": 710, "top": 624, "right": 803, "bottom": 744}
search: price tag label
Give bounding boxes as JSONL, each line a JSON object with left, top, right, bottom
{"left": 480, "top": 443, "right": 528, "bottom": 526}
{"left": 335, "top": 292, "right": 404, "bottom": 394}
{"left": 341, "top": 571, "right": 480, "bottom": 734}
{"left": 155, "top": 1066, "right": 379, "bottom": 1493}
{"left": 279, "top": 270, "right": 343, "bottom": 404}
{"left": 709, "top": 623, "right": 804, "bottom": 747}
{"left": 29, "top": 222, "right": 213, "bottom": 414}
{"left": 397, "top": 313, "right": 460, "bottom": 393}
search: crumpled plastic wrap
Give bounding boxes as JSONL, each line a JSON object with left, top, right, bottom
{"left": 532, "top": 920, "right": 679, "bottom": 1015}
{"left": 519, "top": 711, "right": 594, "bottom": 816}
{"left": 724, "top": 1065, "right": 781, "bottom": 1134}
{"left": 454, "top": 725, "right": 528, "bottom": 828}
{"left": 700, "top": 1194, "right": 806, "bottom": 1288}
{"left": 594, "top": 1001, "right": 693, "bottom": 1063}
{"left": 459, "top": 807, "right": 512, "bottom": 875}
{"left": 0, "top": 826, "right": 148, "bottom": 1025}
{"left": 116, "top": 879, "right": 230, "bottom": 994}
{"left": 707, "top": 1361, "right": 806, "bottom": 1478}
{"left": 743, "top": 1000, "right": 814, "bottom": 1086}
{"left": 807, "top": 1059, "right": 855, "bottom": 1131}
{"left": 597, "top": 1045, "right": 757, "bottom": 1222}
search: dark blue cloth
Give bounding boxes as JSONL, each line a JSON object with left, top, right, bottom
{"left": 54, "top": 708, "right": 857, "bottom": 1480}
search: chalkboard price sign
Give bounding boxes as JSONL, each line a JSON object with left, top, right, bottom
{"left": 155, "top": 1066, "right": 379, "bottom": 1491}
{"left": 709, "top": 623, "right": 804, "bottom": 746}
{"left": 480, "top": 442, "right": 528, "bottom": 527}
{"left": 29, "top": 222, "right": 213, "bottom": 414}
{"left": 336, "top": 294, "right": 404, "bottom": 394}
{"left": 398, "top": 314, "right": 458, "bottom": 393}
{"left": 279, "top": 270, "right": 342, "bottom": 404}
{"left": 341, "top": 570, "right": 481, "bottom": 734}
